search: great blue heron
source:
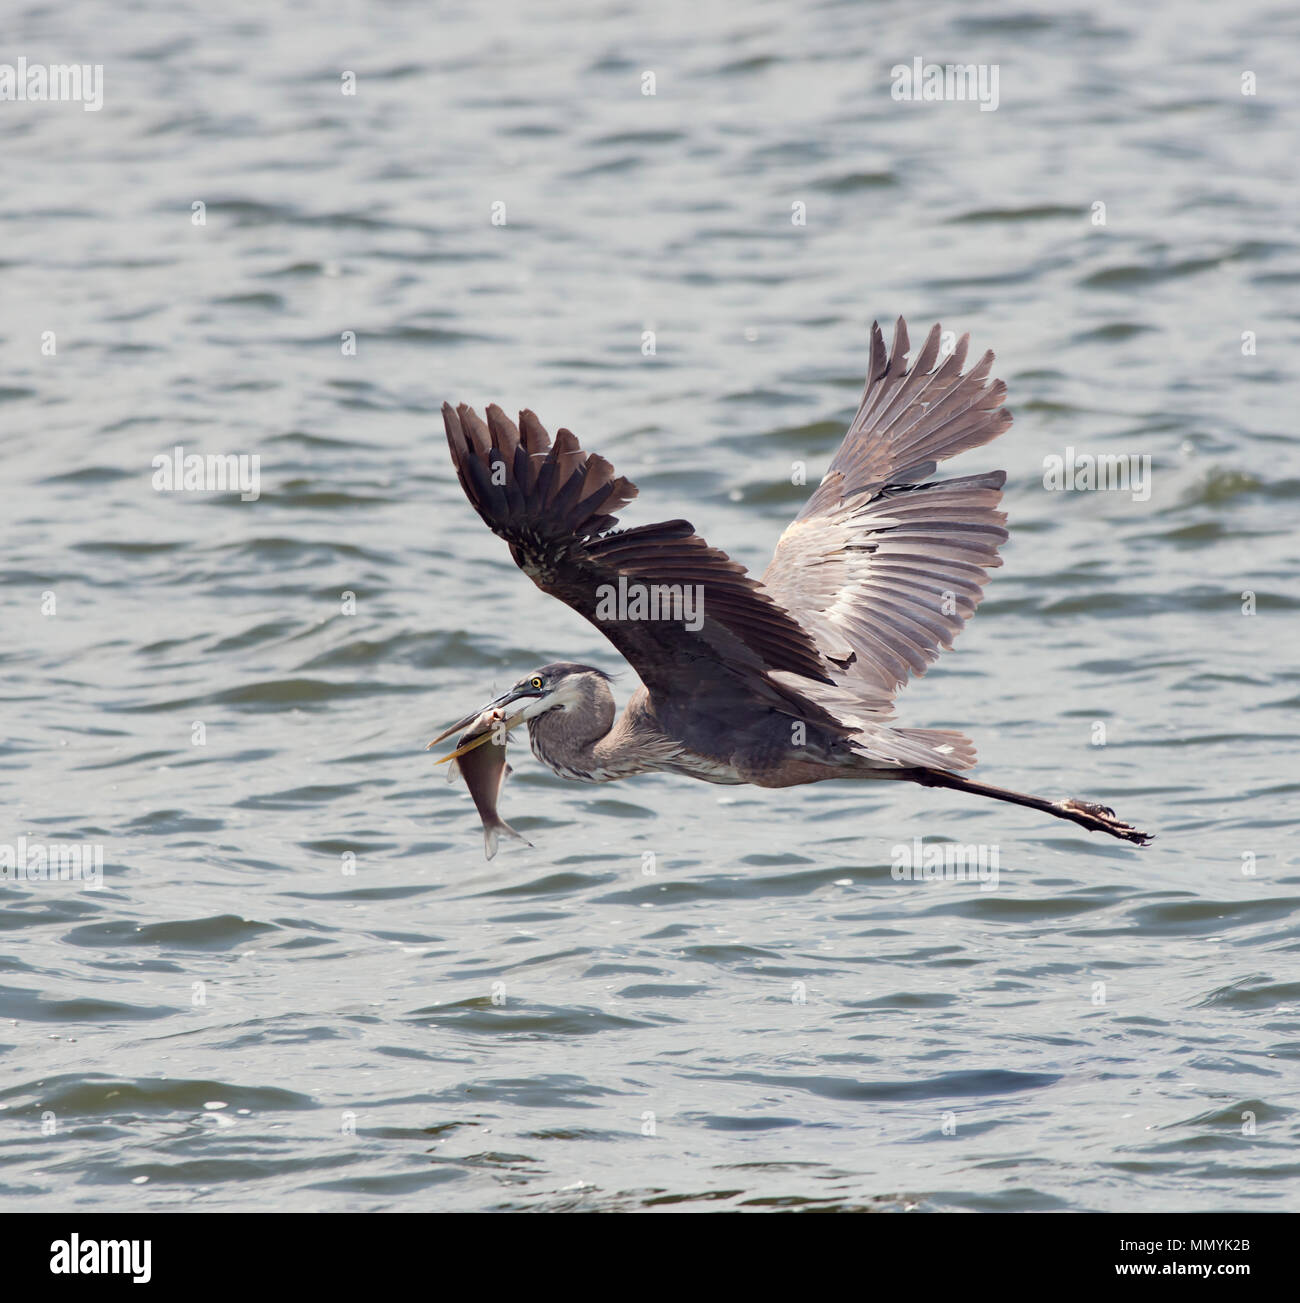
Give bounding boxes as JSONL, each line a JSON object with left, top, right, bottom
{"left": 432, "top": 318, "right": 1150, "bottom": 852}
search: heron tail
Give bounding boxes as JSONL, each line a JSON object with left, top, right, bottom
{"left": 846, "top": 724, "right": 977, "bottom": 771}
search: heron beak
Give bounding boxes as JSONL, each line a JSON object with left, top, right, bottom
{"left": 425, "top": 686, "right": 539, "bottom": 761}
{"left": 426, "top": 707, "right": 493, "bottom": 750}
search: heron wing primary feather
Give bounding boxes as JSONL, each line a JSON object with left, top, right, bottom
{"left": 761, "top": 318, "right": 1011, "bottom": 708}
{"left": 442, "top": 402, "right": 847, "bottom": 731}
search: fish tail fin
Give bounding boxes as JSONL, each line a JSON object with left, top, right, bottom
{"left": 484, "top": 818, "right": 533, "bottom": 860}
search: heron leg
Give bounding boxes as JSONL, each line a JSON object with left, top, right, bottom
{"left": 905, "top": 767, "right": 1152, "bottom": 846}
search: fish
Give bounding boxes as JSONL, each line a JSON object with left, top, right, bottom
{"left": 429, "top": 706, "right": 532, "bottom": 860}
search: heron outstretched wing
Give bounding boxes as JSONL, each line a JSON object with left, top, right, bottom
{"left": 761, "top": 318, "right": 1012, "bottom": 709}
{"left": 442, "top": 402, "right": 846, "bottom": 730}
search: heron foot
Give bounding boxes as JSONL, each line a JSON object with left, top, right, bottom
{"left": 1058, "top": 798, "right": 1152, "bottom": 846}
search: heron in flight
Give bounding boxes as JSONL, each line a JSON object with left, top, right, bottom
{"left": 431, "top": 319, "right": 1150, "bottom": 852}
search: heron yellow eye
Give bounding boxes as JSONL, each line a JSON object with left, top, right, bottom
{"left": 530, "top": 676, "right": 544, "bottom": 690}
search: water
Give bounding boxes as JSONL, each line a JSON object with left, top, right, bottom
{"left": 2, "top": 0, "right": 1298, "bottom": 1211}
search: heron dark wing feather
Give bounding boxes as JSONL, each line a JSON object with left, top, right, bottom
{"left": 443, "top": 402, "right": 844, "bottom": 731}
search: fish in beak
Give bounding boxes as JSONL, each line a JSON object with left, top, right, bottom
{"left": 427, "top": 687, "right": 539, "bottom": 859}
{"left": 425, "top": 681, "right": 542, "bottom": 761}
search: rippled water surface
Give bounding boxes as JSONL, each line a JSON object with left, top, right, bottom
{"left": 2, "top": 0, "right": 1298, "bottom": 1211}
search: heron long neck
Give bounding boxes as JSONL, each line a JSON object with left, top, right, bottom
{"left": 526, "top": 675, "right": 644, "bottom": 782}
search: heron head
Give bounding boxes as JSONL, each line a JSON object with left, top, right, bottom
{"left": 427, "top": 663, "right": 611, "bottom": 761}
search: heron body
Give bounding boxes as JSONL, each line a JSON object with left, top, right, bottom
{"left": 432, "top": 318, "right": 1150, "bottom": 850}
{"left": 521, "top": 669, "right": 827, "bottom": 786}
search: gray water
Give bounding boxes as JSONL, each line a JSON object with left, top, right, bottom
{"left": 2, "top": 0, "right": 1298, "bottom": 1212}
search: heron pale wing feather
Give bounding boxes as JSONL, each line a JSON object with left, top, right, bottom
{"left": 761, "top": 319, "right": 1011, "bottom": 714}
